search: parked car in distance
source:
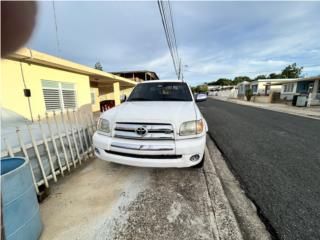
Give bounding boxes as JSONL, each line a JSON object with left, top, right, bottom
{"left": 93, "top": 80, "right": 208, "bottom": 168}
{"left": 195, "top": 93, "right": 208, "bottom": 102}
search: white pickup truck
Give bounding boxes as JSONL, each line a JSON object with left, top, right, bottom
{"left": 93, "top": 80, "right": 208, "bottom": 168}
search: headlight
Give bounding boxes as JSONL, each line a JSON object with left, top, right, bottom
{"left": 97, "top": 118, "right": 111, "bottom": 134}
{"left": 179, "top": 119, "right": 204, "bottom": 136}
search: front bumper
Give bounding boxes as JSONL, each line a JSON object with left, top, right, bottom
{"left": 92, "top": 133, "right": 206, "bottom": 168}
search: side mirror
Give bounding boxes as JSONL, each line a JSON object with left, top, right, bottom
{"left": 120, "top": 94, "right": 127, "bottom": 103}
{"left": 196, "top": 93, "right": 207, "bottom": 102}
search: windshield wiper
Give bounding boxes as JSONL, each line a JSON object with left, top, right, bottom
{"left": 128, "top": 97, "right": 150, "bottom": 101}
{"left": 161, "top": 98, "right": 186, "bottom": 101}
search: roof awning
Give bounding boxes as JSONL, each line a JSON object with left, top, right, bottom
{"left": 7, "top": 48, "right": 137, "bottom": 88}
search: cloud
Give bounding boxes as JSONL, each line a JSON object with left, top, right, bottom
{"left": 304, "top": 66, "right": 320, "bottom": 73}
{"left": 28, "top": 1, "right": 320, "bottom": 86}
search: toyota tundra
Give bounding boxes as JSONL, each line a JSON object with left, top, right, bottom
{"left": 93, "top": 80, "right": 208, "bottom": 168}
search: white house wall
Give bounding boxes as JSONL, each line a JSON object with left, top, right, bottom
{"left": 270, "top": 85, "right": 282, "bottom": 93}
{"left": 280, "top": 83, "right": 297, "bottom": 100}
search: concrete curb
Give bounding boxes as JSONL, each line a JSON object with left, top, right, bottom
{"left": 209, "top": 96, "right": 320, "bottom": 120}
{"left": 206, "top": 135, "right": 272, "bottom": 240}
{"left": 203, "top": 146, "right": 243, "bottom": 240}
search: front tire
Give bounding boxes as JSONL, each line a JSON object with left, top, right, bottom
{"left": 191, "top": 155, "right": 204, "bottom": 168}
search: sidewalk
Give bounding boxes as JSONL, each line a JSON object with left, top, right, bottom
{"left": 39, "top": 155, "right": 232, "bottom": 240}
{"left": 209, "top": 96, "right": 320, "bottom": 120}
{"left": 39, "top": 140, "right": 270, "bottom": 240}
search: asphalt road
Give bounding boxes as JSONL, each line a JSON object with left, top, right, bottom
{"left": 198, "top": 98, "right": 320, "bottom": 240}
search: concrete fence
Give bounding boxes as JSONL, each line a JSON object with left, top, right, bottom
{"left": 209, "top": 89, "right": 238, "bottom": 99}
{"left": 1, "top": 109, "right": 96, "bottom": 194}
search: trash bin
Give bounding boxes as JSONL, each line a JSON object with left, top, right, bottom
{"left": 1, "top": 157, "right": 43, "bottom": 240}
{"left": 296, "top": 95, "right": 307, "bottom": 107}
{"left": 292, "top": 95, "right": 299, "bottom": 106}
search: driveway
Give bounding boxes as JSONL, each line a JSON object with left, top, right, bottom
{"left": 40, "top": 157, "right": 218, "bottom": 240}
{"left": 198, "top": 98, "right": 320, "bottom": 240}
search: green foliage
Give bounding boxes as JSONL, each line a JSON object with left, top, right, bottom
{"left": 195, "top": 84, "right": 208, "bottom": 93}
{"left": 267, "top": 63, "right": 303, "bottom": 79}
{"left": 233, "top": 76, "right": 251, "bottom": 85}
{"left": 94, "top": 61, "right": 103, "bottom": 71}
{"left": 208, "top": 76, "right": 251, "bottom": 86}
{"left": 281, "top": 63, "right": 303, "bottom": 78}
{"left": 203, "top": 63, "right": 304, "bottom": 87}
{"left": 192, "top": 85, "right": 208, "bottom": 93}
{"left": 268, "top": 73, "right": 283, "bottom": 79}
{"left": 245, "top": 89, "right": 253, "bottom": 101}
{"left": 208, "top": 78, "right": 233, "bottom": 86}
{"left": 254, "top": 75, "right": 267, "bottom": 80}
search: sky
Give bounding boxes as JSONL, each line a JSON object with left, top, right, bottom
{"left": 28, "top": 1, "right": 320, "bottom": 86}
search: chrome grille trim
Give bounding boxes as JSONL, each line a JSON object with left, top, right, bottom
{"left": 111, "top": 142, "right": 174, "bottom": 151}
{"left": 114, "top": 122, "right": 174, "bottom": 140}
{"left": 105, "top": 150, "right": 182, "bottom": 159}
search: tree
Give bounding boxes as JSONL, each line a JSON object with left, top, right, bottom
{"left": 208, "top": 78, "right": 233, "bottom": 86}
{"left": 94, "top": 61, "right": 103, "bottom": 71}
{"left": 207, "top": 63, "right": 303, "bottom": 85}
{"left": 191, "top": 86, "right": 197, "bottom": 93}
{"left": 281, "top": 63, "right": 303, "bottom": 78}
{"left": 245, "top": 89, "right": 253, "bottom": 101}
{"left": 233, "top": 76, "right": 251, "bottom": 85}
{"left": 268, "top": 73, "right": 282, "bottom": 79}
{"left": 254, "top": 75, "right": 267, "bottom": 80}
{"left": 196, "top": 84, "right": 208, "bottom": 93}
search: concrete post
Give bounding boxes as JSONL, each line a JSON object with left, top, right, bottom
{"left": 113, "top": 82, "right": 121, "bottom": 106}
{"left": 307, "top": 80, "right": 318, "bottom": 107}
{"left": 312, "top": 80, "right": 319, "bottom": 98}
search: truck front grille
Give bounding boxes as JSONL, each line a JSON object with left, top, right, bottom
{"left": 114, "top": 122, "right": 175, "bottom": 140}
{"left": 105, "top": 150, "right": 181, "bottom": 159}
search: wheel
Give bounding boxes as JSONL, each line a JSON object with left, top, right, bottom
{"left": 191, "top": 155, "right": 204, "bottom": 168}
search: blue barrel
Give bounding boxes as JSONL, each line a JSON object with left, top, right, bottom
{"left": 1, "top": 157, "right": 43, "bottom": 240}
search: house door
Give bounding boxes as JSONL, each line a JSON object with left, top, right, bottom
{"left": 265, "top": 85, "right": 271, "bottom": 96}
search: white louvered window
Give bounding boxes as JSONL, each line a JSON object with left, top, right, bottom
{"left": 61, "top": 83, "right": 76, "bottom": 109}
{"left": 42, "top": 80, "right": 77, "bottom": 111}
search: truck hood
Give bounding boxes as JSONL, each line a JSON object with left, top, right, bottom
{"left": 102, "top": 101, "right": 200, "bottom": 130}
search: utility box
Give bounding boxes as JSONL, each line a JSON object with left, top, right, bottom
{"left": 296, "top": 95, "right": 307, "bottom": 107}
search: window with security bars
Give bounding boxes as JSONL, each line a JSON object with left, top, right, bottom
{"left": 42, "top": 80, "right": 77, "bottom": 111}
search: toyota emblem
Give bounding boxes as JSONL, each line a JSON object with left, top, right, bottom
{"left": 135, "top": 127, "right": 148, "bottom": 136}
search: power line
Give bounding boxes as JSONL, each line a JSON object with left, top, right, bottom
{"left": 158, "top": 2, "right": 177, "bottom": 74}
{"left": 157, "top": 0, "right": 182, "bottom": 80}
{"left": 52, "top": 0, "right": 61, "bottom": 55}
{"left": 158, "top": 0, "right": 179, "bottom": 75}
{"left": 167, "top": 0, "right": 180, "bottom": 78}
{"left": 19, "top": 62, "right": 34, "bottom": 122}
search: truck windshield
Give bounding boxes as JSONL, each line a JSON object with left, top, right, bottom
{"left": 127, "top": 82, "right": 193, "bottom": 101}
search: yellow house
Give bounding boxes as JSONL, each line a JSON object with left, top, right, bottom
{"left": 1, "top": 48, "right": 136, "bottom": 121}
